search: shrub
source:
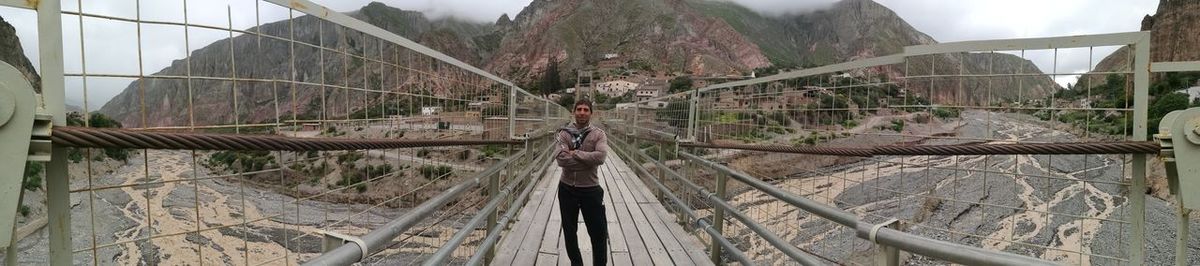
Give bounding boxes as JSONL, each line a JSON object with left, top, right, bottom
{"left": 66, "top": 112, "right": 130, "bottom": 161}
{"left": 208, "top": 151, "right": 275, "bottom": 172}
{"left": 841, "top": 119, "right": 858, "bottom": 128}
{"left": 336, "top": 152, "right": 363, "bottom": 165}
{"left": 336, "top": 167, "right": 367, "bottom": 193}
{"left": 890, "top": 119, "right": 905, "bottom": 132}
{"left": 931, "top": 108, "right": 959, "bottom": 119}
{"left": 481, "top": 145, "right": 505, "bottom": 159}
{"left": 419, "top": 165, "right": 453, "bottom": 179}
{"left": 23, "top": 162, "right": 43, "bottom": 191}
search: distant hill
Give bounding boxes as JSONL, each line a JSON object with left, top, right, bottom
{"left": 1092, "top": 0, "right": 1200, "bottom": 76}
{"left": 0, "top": 16, "right": 41, "bottom": 93}
{"left": 485, "top": 0, "right": 1059, "bottom": 102}
{"left": 98, "top": 3, "right": 496, "bottom": 127}
{"left": 97, "top": 0, "right": 1064, "bottom": 127}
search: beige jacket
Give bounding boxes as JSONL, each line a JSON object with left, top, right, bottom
{"left": 554, "top": 123, "right": 608, "bottom": 187}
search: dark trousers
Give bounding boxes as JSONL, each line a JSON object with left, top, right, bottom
{"left": 558, "top": 183, "right": 608, "bottom": 266}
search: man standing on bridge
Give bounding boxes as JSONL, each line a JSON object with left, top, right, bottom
{"left": 555, "top": 99, "right": 609, "bottom": 266}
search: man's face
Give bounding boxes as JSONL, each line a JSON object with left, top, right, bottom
{"left": 574, "top": 104, "right": 592, "bottom": 125}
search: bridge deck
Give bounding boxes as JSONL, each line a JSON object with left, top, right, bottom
{"left": 493, "top": 152, "right": 712, "bottom": 266}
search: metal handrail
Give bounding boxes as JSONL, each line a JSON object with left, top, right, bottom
{"left": 462, "top": 154, "right": 554, "bottom": 265}
{"left": 608, "top": 138, "right": 754, "bottom": 265}
{"left": 302, "top": 148, "right": 529, "bottom": 265}
{"left": 425, "top": 138, "right": 557, "bottom": 265}
{"left": 676, "top": 151, "right": 1058, "bottom": 266}
{"left": 610, "top": 135, "right": 825, "bottom": 265}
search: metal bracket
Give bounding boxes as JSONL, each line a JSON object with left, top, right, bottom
{"left": 1155, "top": 108, "right": 1200, "bottom": 209}
{"left": 0, "top": 62, "right": 49, "bottom": 250}
{"left": 869, "top": 218, "right": 900, "bottom": 243}
{"left": 319, "top": 230, "right": 369, "bottom": 261}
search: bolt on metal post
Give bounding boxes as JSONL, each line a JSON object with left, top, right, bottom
{"left": 657, "top": 144, "right": 665, "bottom": 203}
{"left": 486, "top": 153, "right": 502, "bottom": 263}
{"left": 710, "top": 171, "right": 727, "bottom": 264}
{"left": 882, "top": 245, "right": 900, "bottom": 266}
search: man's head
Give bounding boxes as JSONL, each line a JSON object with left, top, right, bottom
{"left": 573, "top": 99, "right": 593, "bottom": 126}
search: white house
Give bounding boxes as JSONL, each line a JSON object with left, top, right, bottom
{"left": 639, "top": 100, "right": 669, "bottom": 109}
{"left": 635, "top": 88, "right": 661, "bottom": 101}
{"left": 596, "top": 80, "right": 639, "bottom": 97}
{"left": 421, "top": 106, "right": 442, "bottom": 116}
{"left": 1186, "top": 86, "right": 1200, "bottom": 102}
{"left": 635, "top": 79, "right": 668, "bottom": 101}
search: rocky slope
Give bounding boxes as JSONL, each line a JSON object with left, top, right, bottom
{"left": 354, "top": 2, "right": 495, "bottom": 65}
{"left": 484, "top": 0, "right": 771, "bottom": 81}
{"left": 718, "top": 110, "right": 1198, "bottom": 264}
{"left": 0, "top": 16, "right": 41, "bottom": 93}
{"left": 98, "top": 3, "right": 494, "bottom": 127}
{"left": 687, "top": 0, "right": 1060, "bottom": 102}
{"left": 98, "top": 0, "right": 1063, "bottom": 127}
{"left": 1094, "top": 0, "right": 1200, "bottom": 74}
{"left": 486, "top": 0, "right": 1058, "bottom": 102}
{"left": 686, "top": 0, "right": 932, "bottom": 67}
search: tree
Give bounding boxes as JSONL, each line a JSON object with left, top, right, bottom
{"left": 540, "top": 59, "right": 562, "bottom": 96}
{"left": 557, "top": 93, "right": 576, "bottom": 110}
{"left": 595, "top": 93, "right": 610, "bottom": 106}
{"left": 628, "top": 59, "right": 653, "bottom": 71}
{"left": 656, "top": 100, "right": 690, "bottom": 128}
{"left": 1149, "top": 92, "right": 1189, "bottom": 135}
{"left": 753, "top": 63, "right": 796, "bottom": 76}
{"left": 669, "top": 76, "right": 693, "bottom": 93}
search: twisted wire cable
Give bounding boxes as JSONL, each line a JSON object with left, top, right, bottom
{"left": 52, "top": 126, "right": 521, "bottom": 151}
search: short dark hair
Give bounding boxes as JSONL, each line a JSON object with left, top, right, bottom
{"left": 573, "top": 99, "right": 593, "bottom": 111}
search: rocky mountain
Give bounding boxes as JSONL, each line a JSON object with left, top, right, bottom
{"left": 1094, "top": 0, "right": 1200, "bottom": 74}
{"left": 353, "top": 2, "right": 495, "bottom": 65}
{"left": 485, "top": 0, "right": 771, "bottom": 81}
{"left": 98, "top": 3, "right": 495, "bottom": 127}
{"left": 486, "top": 0, "right": 1059, "bottom": 102}
{"left": 0, "top": 16, "right": 41, "bottom": 94}
{"left": 686, "top": 0, "right": 933, "bottom": 67}
{"left": 693, "top": 0, "right": 1061, "bottom": 102}
{"left": 99, "top": 0, "right": 1064, "bottom": 126}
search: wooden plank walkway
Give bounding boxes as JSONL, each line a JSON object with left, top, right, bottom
{"left": 493, "top": 151, "right": 712, "bottom": 266}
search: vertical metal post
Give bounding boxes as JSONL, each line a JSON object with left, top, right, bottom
{"left": 632, "top": 108, "right": 640, "bottom": 154}
{"left": 884, "top": 246, "right": 900, "bottom": 266}
{"left": 5, "top": 185, "right": 26, "bottom": 265}
{"left": 1130, "top": 31, "right": 1151, "bottom": 265}
{"left": 678, "top": 149, "right": 690, "bottom": 225}
{"left": 1176, "top": 201, "right": 1190, "bottom": 266}
{"left": 710, "top": 172, "right": 727, "bottom": 264}
{"left": 486, "top": 145, "right": 502, "bottom": 264}
{"left": 509, "top": 86, "right": 518, "bottom": 139}
{"left": 688, "top": 90, "right": 698, "bottom": 141}
{"left": 633, "top": 107, "right": 640, "bottom": 134}
{"left": 657, "top": 145, "right": 665, "bottom": 202}
{"left": 38, "top": 0, "right": 71, "bottom": 265}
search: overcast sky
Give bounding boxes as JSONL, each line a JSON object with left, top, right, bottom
{"left": 0, "top": 0, "right": 1159, "bottom": 110}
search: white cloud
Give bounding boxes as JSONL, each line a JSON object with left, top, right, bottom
{"left": 717, "top": 0, "right": 840, "bottom": 16}
{"left": 0, "top": 0, "right": 1163, "bottom": 110}
{"left": 318, "top": 0, "right": 532, "bottom": 23}
{"left": 872, "top": 0, "right": 1158, "bottom": 86}
{"left": 0, "top": 0, "right": 531, "bottom": 111}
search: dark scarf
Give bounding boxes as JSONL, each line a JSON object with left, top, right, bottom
{"left": 560, "top": 122, "right": 593, "bottom": 150}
